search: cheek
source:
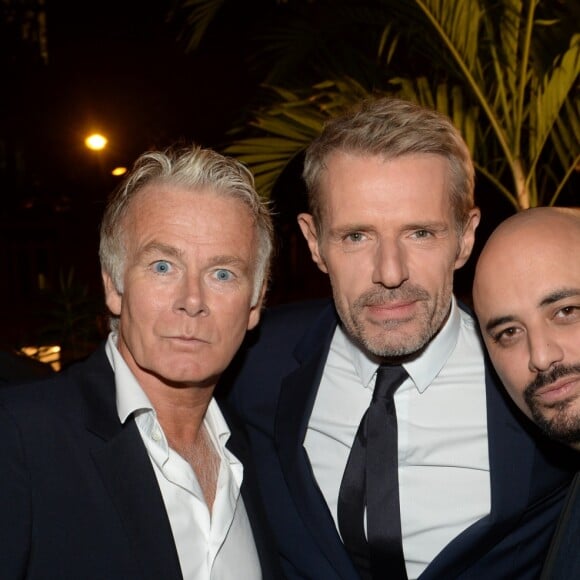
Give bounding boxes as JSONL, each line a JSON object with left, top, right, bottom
{"left": 328, "top": 273, "right": 363, "bottom": 309}
{"left": 123, "top": 288, "right": 167, "bottom": 325}
{"left": 218, "top": 293, "right": 255, "bottom": 328}
{"left": 563, "top": 328, "right": 580, "bottom": 355}
{"left": 428, "top": 252, "right": 457, "bottom": 281}
{"left": 490, "top": 350, "right": 529, "bottom": 400}
{"left": 216, "top": 306, "right": 255, "bottom": 358}
{"left": 326, "top": 253, "right": 370, "bottom": 290}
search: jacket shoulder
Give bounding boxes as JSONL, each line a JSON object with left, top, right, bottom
{"left": 217, "top": 298, "right": 334, "bottom": 402}
{"left": 260, "top": 297, "right": 332, "bottom": 331}
{"left": 0, "top": 345, "right": 111, "bottom": 422}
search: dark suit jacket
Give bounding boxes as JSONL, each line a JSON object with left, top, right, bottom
{"left": 0, "top": 344, "right": 282, "bottom": 580}
{"left": 220, "top": 299, "right": 577, "bottom": 580}
{"left": 540, "top": 471, "right": 580, "bottom": 579}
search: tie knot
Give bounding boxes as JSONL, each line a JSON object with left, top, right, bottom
{"left": 373, "top": 364, "right": 408, "bottom": 400}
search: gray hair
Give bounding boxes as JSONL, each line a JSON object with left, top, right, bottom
{"left": 99, "top": 144, "right": 274, "bottom": 326}
{"left": 303, "top": 97, "right": 475, "bottom": 234}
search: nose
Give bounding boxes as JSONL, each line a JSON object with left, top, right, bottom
{"left": 371, "top": 239, "right": 409, "bottom": 288}
{"left": 175, "top": 275, "right": 209, "bottom": 317}
{"left": 527, "top": 329, "right": 564, "bottom": 373}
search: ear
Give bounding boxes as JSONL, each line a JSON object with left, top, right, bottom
{"left": 247, "top": 281, "right": 267, "bottom": 331}
{"left": 102, "top": 270, "right": 123, "bottom": 316}
{"left": 454, "top": 208, "right": 481, "bottom": 270}
{"left": 297, "top": 213, "right": 328, "bottom": 274}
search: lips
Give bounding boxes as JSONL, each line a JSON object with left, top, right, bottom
{"left": 166, "top": 335, "right": 209, "bottom": 345}
{"left": 366, "top": 300, "right": 417, "bottom": 318}
{"left": 367, "top": 300, "right": 416, "bottom": 310}
{"left": 533, "top": 376, "right": 580, "bottom": 404}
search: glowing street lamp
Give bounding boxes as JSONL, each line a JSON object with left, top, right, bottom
{"left": 84, "top": 133, "right": 111, "bottom": 188}
{"left": 84, "top": 133, "right": 108, "bottom": 151}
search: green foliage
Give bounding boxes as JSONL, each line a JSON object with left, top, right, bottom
{"left": 224, "top": 79, "right": 370, "bottom": 196}
{"left": 177, "top": 0, "right": 579, "bottom": 210}
{"left": 408, "top": 0, "right": 579, "bottom": 209}
{"left": 35, "top": 267, "right": 103, "bottom": 365}
{"left": 171, "top": 0, "right": 227, "bottom": 52}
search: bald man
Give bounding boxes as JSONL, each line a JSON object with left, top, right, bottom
{"left": 473, "top": 207, "right": 580, "bottom": 580}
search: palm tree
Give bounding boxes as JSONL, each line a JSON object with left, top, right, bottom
{"left": 175, "top": 0, "right": 579, "bottom": 211}
{"left": 402, "top": 0, "right": 579, "bottom": 210}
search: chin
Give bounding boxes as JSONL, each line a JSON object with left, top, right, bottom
{"left": 146, "top": 362, "right": 210, "bottom": 385}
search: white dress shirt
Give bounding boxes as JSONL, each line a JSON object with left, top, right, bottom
{"left": 106, "top": 334, "right": 261, "bottom": 580}
{"left": 304, "top": 298, "right": 490, "bottom": 579}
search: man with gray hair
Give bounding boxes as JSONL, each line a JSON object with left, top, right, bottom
{"left": 0, "top": 144, "right": 281, "bottom": 579}
{"left": 222, "top": 97, "right": 576, "bottom": 579}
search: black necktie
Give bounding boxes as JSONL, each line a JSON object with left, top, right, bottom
{"left": 338, "top": 364, "right": 409, "bottom": 580}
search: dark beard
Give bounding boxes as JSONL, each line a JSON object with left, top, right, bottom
{"left": 524, "top": 364, "right": 580, "bottom": 446}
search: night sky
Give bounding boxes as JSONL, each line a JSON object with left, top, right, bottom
{"left": 0, "top": 1, "right": 274, "bottom": 349}
{"left": 10, "top": 0, "right": 258, "bottom": 199}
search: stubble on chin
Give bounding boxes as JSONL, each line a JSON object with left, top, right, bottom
{"left": 334, "top": 283, "right": 452, "bottom": 359}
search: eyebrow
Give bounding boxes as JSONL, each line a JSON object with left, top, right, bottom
{"left": 405, "top": 221, "right": 449, "bottom": 231}
{"left": 140, "top": 242, "right": 183, "bottom": 260}
{"left": 485, "top": 315, "right": 515, "bottom": 334}
{"left": 484, "top": 287, "right": 580, "bottom": 333}
{"left": 539, "top": 288, "right": 580, "bottom": 307}
{"left": 206, "top": 255, "right": 248, "bottom": 270}
{"left": 330, "top": 220, "right": 448, "bottom": 235}
{"left": 328, "top": 224, "right": 368, "bottom": 238}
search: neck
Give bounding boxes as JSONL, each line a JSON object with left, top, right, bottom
{"left": 151, "top": 385, "right": 214, "bottom": 443}
{"left": 151, "top": 389, "right": 221, "bottom": 511}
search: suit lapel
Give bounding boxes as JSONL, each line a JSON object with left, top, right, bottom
{"left": 421, "top": 363, "right": 534, "bottom": 579}
{"left": 485, "top": 365, "right": 535, "bottom": 523}
{"left": 222, "top": 413, "right": 284, "bottom": 580}
{"left": 78, "top": 347, "right": 183, "bottom": 580}
{"left": 275, "top": 304, "right": 359, "bottom": 579}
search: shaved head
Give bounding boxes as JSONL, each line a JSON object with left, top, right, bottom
{"left": 473, "top": 207, "right": 580, "bottom": 450}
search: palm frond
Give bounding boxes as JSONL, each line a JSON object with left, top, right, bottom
{"left": 533, "top": 34, "right": 580, "bottom": 162}
{"left": 176, "top": 0, "right": 226, "bottom": 51}
{"left": 415, "top": 0, "right": 483, "bottom": 73}
{"left": 224, "top": 80, "right": 370, "bottom": 198}
{"left": 415, "top": 0, "right": 515, "bottom": 167}
{"left": 390, "top": 78, "right": 482, "bottom": 154}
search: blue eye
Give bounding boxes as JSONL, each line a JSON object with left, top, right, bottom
{"left": 153, "top": 261, "right": 171, "bottom": 274}
{"left": 214, "top": 269, "right": 233, "bottom": 281}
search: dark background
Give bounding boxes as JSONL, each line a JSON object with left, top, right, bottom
{"left": 0, "top": 0, "right": 565, "bottom": 364}
{"left": 1, "top": 0, "right": 276, "bottom": 357}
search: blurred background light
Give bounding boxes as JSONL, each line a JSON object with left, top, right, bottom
{"left": 84, "top": 133, "right": 108, "bottom": 151}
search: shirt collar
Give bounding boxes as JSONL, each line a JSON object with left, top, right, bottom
{"left": 205, "top": 398, "right": 234, "bottom": 452}
{"left": 104, "top": 333, "right": 232, "bottom": 448}
{"left": 343, "top": 296, "right": 461, "bottom": 393}
{"left": 105, "top": 332, "right": 156, "bottom": 424}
